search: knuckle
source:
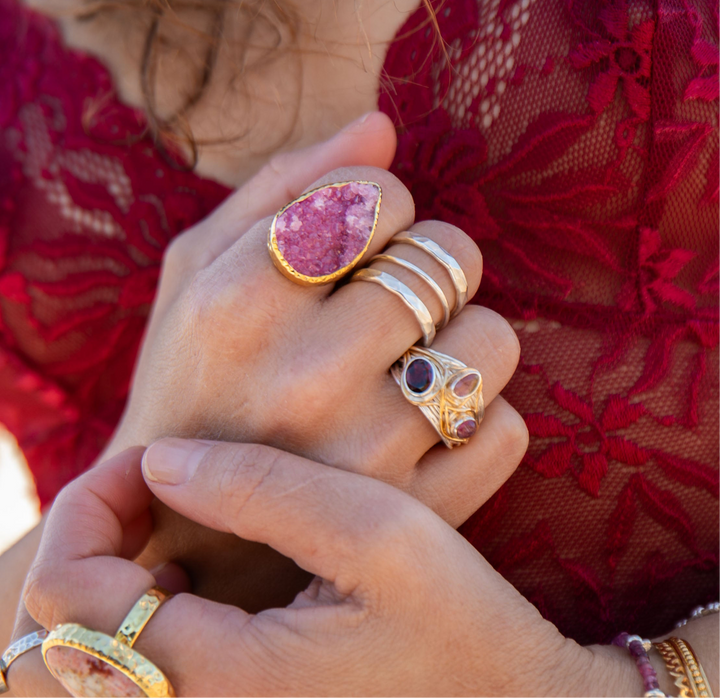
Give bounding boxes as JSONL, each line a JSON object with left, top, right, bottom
{"left": 459, "top": 305, "right": 521, "bottom": 371}
{"left": 162, "top": 228, "right": 208, "bottom": 284}
{"left": 22, "top": 563, "right": 54, "bottom": 627}
{"left": 264, "top": 154, "right": 298, "bottom": 204}
{"left": 360, "top": 496, "right": 427, "bottom": 569}
{"left": 213, "top": 444, "right": 279, "bottom": 524}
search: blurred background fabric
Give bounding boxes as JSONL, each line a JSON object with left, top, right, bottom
{"left": 0, "top": 428, "right": 40, "bottom": 555}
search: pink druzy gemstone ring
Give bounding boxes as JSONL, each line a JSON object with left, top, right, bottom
{"left": 268, "top": 181, "right": 382, "bottom": 285}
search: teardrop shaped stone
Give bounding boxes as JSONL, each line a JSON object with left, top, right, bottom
{"left": 453, "top": 373, "right": 480, "bottom": 397}
{"left": 456, "top": 418, "right": 477, "bottom": 439}
{"left": 274, "top": 182, "right": 380, "bottom": 278}
{"left": 405, "top": 359, "right": 434, "bottom": 393}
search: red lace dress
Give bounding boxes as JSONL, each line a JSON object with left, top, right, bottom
{"left": 1, "top": 0, "right": 717, "bottom": 645}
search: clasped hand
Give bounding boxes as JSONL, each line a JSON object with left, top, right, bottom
{"left": 18, "top": 440, "right": 594, "bottom": 696}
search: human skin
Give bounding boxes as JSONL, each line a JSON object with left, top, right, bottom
{"left": 3, "top": 0, "right": 717, "bottom": 691}
{"left": 14, "top": 444, "right": 720, "bottom": 697}
{"left": 3, "top": 114, "right": 529, "bottom": 693}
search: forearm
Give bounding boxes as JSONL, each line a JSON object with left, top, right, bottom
{"left": 0, "top": 523, "right": 43, "bottom": 648}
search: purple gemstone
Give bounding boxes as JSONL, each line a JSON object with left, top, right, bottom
{"left": 405, "top": 359, "right": 433, "bottom": 393}
{"left": 453, "top": 373, "right": 480, "bottom": 397}
{"left": 456, "top": 419, "right": 477, "bottom": 439}
{"left": 274, "top": 182, "right": 380, "bottom": 278}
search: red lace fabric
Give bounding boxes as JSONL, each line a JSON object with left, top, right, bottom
{"left": 0, "top": 0, "right": 230, "bottom": 503}
{"left": 0, "top": 0, "right": 717, "bottom": 645}
{"left": 381, "top": 0, "right": 719, "bottom": 642}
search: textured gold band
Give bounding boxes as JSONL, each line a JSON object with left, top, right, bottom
{"left": 42, "top": 624, "right": 175, "bottom": 697}
{"left": 116, "top": 587, "right": 172, "bottom": 648}
{"left": 670, "top": 637, "right": 712, "bottom": 698}
{"left": 653, "top": 639, "right": 693, "bottom": 697}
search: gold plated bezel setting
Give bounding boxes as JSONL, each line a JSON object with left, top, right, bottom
{"left": 42, "top": 624, "right": 175, "bottom": 698}
{"left": 268, "top": 181, "right": 382, "bottom": 286}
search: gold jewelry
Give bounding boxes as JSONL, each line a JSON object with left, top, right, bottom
{"left": 653, "top": 639, "right": 693, "bottom": 697}
{"left": 352, "top": 268, "right": 436, "bottom": 346}
{"left": 43, "top": 624, "right": 175, "bottom": 697}
{"left": 0, "top": 630, "right": 49, "bottom": 694}
{"left": 268, "top": 181, "right": 382, "bottom": 286}
{"left": 370, "top": 254, "right": 451, "bottom": 330}
{"left": 391, "top": 346, "right": 484, "bottom": 447}
{"left": 662, "top": 638, "right": 712, "bottom": 698}
{"left": 116, "top": 587, "right": 172, "bottom": 648}
{"left": 390, "top": 232, "right": 469, "bottom": 316}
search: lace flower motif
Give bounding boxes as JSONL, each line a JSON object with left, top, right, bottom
{"left": 570, "top": 1, "right": 654, "bottom": 120}
{"left": 393, "top": 110, "right": 501, "bottom": 239}
{"left": 618, "top": 227, "right": 696, "bottom": 314}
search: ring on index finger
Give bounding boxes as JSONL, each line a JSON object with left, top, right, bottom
{"left": 41, "top": 586, "right": 174, "bottom": 697}
{"left": 268, "top": 181, "right": 382, "bottom": 286}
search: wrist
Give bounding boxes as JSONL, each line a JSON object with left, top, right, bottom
{"left": 581, "top": 643, "right": 646, "bottom": 697}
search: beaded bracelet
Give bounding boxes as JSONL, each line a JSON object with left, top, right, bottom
{"left": 675, "top": 602, "right": 720, "bottom": 628}
{"left": 612, "top": 632, "right": 667, "bottom": 698}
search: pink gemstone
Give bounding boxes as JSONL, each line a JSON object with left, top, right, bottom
{"left": 274, "top": 182, "right": 380, "bottom": 278}
{"left": 453, "top": 373, "right": 480, "bottom": 397}
{"left": 45, "top": 646, "right": 144, "bottom": 697}
{"left": 456, "top": 419, "right": 477, "bottom": 439}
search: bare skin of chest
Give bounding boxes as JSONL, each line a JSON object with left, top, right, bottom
{"left": 26, "top": 0, "right": 419, "bottom": 187}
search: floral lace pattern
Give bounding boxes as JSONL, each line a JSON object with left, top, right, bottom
{"left": 381, "top": 0, "right": 718, "bottom": 642}
{"left": 0, "top": 0, "right": 717, "bottom": 644}
{"left": 0, "top": 0, "right": 229, "bottom": 503}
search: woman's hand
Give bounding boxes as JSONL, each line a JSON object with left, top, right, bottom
{"left": 97, "top": 112, "right": 526, "bottom": 608}
{"left": 13, "top": 443, "right": 629, "bottom": 697}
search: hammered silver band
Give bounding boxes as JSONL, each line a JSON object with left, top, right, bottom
{"left": 390, "top": 232, "right": 469, "bottom": 317}
{"left": 351, "top": 268, "right": 436, "bottom": 346}
{"left": 0, "top": 630, "right": 49, "bottom": 694}
{"left": 370, "top": 254, "right": 451, "bottom": 330}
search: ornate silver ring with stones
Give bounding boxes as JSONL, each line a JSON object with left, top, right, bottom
{"left": 268, "top": 181, "right": 382, "bottom": 286}
{"left": 391, "top": 346, "right": 484, "bottom": 448}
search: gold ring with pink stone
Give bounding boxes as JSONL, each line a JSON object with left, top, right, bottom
{"left": 391, "top": 346, "right": 484, "bottom": 448}
{"left": 268, "top": 181, "right": 382, "bottom": 285}
{"left": 42, "top": 587, "right": 174, "bottom": 697}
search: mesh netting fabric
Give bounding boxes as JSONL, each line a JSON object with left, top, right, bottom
{"left": 0, "top": 0, "right": 717, "bottom": 644}
{"left": 380, "top": 0, "right": 718, "bottom": 642}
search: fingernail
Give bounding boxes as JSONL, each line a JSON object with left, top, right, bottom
{"left": 341, "top": 111, "right": 375, "bottom": 133}
{"left": 142, "top": 438, "right": 212, "bottom": 485}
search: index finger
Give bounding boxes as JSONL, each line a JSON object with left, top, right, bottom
{"left": 24, "top": 448, "right": 158, "bottom": 635}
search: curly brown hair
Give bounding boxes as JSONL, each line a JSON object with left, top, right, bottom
{"left": 73, "top": 0, "right": 301, "bottom": 166}
{"left": 74, "top": 0, "right": 441, "bottom": 167}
